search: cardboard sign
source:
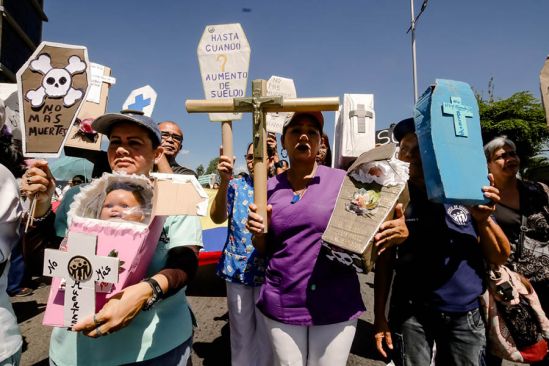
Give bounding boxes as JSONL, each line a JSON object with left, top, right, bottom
{"left": 16, "top": 41, "right": 90, "bottom": 157}
{"left": 322, "top": 144, "right": 409, "bottom": 273}
{"left": 415, "top": 79, "right": 489, "bottom": 205}
{"left": 0, "top": 83, "right": 21, "bottom": 140}
{"left": 43, "top": 231, "right": 119, "bottom": 327}
{"left": 540, "top": 56, "right": 549, "bottom": 125}
{"left": 64, "top": 63, "right": 115, "bottom": 155}
{"left": 43, "top": 173, "right": 209, "bottom": 327}
{"left": 333, "top": 94, "right": 376, "bottom": 169}
{"left": 266, "top": 76, "right": 297, "bottom": 133}
{"left": 197, "top": 23, "right": 251, "bottom": 121}
{"left": 122, "top": 85, "right": 157, "bottom": 117}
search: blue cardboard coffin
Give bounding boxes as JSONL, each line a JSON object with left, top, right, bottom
{"left": 414, "top": 79, "right": 489, "bottom": 205}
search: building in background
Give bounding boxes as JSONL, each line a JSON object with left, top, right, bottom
{"left": 0, "top": 0, "right": 47, "bottom": 82}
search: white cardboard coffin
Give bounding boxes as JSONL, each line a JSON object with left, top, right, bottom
{"left": 333, "top": 94, "right": 375, "bottom": 169}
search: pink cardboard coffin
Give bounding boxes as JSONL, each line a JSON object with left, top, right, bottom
{"left": 43, "top": 173, "right": 208, "bottom": 327}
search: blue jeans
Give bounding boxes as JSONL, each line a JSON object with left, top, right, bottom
{"left": 390, "top": 305, "right": 486, "bottom": 366}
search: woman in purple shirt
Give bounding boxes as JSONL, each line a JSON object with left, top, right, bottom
{"left": 247, "top": 112, "right": 365, "bottom": 365}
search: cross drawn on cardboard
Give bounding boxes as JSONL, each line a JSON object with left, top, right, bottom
{"left": 186, "top": 79, "right": 339, "bottom": 230}
{"left": 43, "top": 231, "right": 119, "bottom": 327}
{"left": 442, "top": 96, "right": 473, "bottom": 137}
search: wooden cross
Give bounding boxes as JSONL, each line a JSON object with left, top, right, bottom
{"left": 442, "top": 96, "right": 473, "bottom": 137}
{"left": 43, "top": 231, "right": 119, "bottom": 326}
{"left": 186, "top": 79, "right": 339, "bottom": 231}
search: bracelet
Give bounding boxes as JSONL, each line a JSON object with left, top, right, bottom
{"left": 23, "top": 206, "right": 52, "bottom": 224}
{"left": 142, "top": 277, "right": 163, "bottom": 311}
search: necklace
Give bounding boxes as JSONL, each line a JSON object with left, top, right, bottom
{"left": 291, "top": 189, "right": 307, "bottom": 204}
{"left": 289, "top": 163, "right": 317, "bottom": 204}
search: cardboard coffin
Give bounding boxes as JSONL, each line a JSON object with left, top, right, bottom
{"left": 322, "top": 144, "right": 409, "bottom": 273}
{"left": 64, "top": 64, "right": 114, "bottom": 158}
{"left": 333, "top": 94, "right": 375, "bottom": 169}
{"left": 540, "top": 56, "right": 549, "bottom": 125}
{"left": 414, "top": 79, "right": 489, "bottom": 205}
{"left": 43, "top": 173, "right": 208, "bottom": 326}
{"left": 17, "top": 41, "right": 89, "bottom": 158}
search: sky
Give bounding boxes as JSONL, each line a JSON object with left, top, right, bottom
{"left": 42, "top": 0, "right": 549, "bottom": 173}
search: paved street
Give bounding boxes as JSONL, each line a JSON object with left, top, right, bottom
{"left": 12, "top": 270, "right": 384, "bottom": 366}
{"left": 10, "top": 269, "right": 519, "bottom": 366}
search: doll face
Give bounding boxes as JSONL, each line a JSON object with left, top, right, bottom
{"left": 99, "top": 189, "right": 145, "bottom": 222}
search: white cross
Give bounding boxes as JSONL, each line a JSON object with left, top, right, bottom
{"left": 43, "top": 231, "right": 119, "bottom": 327}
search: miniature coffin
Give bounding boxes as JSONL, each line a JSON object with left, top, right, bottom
{"left": 64, "top": 63, "right": 115, "bottom": 158}
{"left": 43, "top": 173, "right": 208, "bottom": 327}
{"left": 540, "top": 56, "right": 549, "bottom": 125}
{"left": 322, "top": 144, "right": 409, "bottom": 273}
{"left": 17, "top": 41, "right": 89, "bottom": 158}
{"left": 333, "top": 94, "right": 375, "bottom": 169}
{"left": 415, "top": 79, "right": 489, "bottom": 205}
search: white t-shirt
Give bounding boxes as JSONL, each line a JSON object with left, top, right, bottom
{"left": 0, "top": 164, "right": 23, "bottom": 362}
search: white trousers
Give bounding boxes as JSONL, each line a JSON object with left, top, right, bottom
{"left": 226, "top": 282, "right": 273, "bottom": 366}
{"left": 263, "top": 316, "right": 357, "bottom": 366}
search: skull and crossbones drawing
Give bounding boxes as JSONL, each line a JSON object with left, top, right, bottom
{"left": 25, "top": 53, "right": 86, "bottom": 108}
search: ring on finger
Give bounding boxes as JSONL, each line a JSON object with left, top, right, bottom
{"left": 95, "top": 326, "right": 103, "bottom": 337}
{"left": 93, "top": 314, "right": 100, "bottom": 327}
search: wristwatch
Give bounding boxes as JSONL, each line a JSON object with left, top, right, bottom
{"left": 142, "top": 277, "right": 164, "bottom": 311}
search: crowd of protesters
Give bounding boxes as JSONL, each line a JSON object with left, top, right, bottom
{"left": 2, "top": 104, "right": 548, "bottom": 366}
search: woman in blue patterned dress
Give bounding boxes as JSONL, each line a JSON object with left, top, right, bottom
{"left": 210, "top": 143, "right": 272, "bottom": 366}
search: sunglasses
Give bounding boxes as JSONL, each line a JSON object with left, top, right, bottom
{"left": 493, "top": 150, "right": 517, "bottom": 161}
{"left": 244, "top": 154, "right": 254, "bottom": 161}
{"left": 161, "top": 132, "right": 183, "bottom": 143}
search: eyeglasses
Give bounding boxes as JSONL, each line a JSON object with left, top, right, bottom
{"left": 161, "top": 132, "right": 183, "bottom": 143}
{"left": 244, "top": 154, "right": 254, "bottom": 161}
{"left": 493, "top": 150, "right": 518, "bottom": 161}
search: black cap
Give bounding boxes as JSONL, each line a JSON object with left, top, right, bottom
{"left": 92, "top": 110, "right": 161, "bottom": 145}
{"left": 393, "top": 118, "right": 415, "bottom": 143}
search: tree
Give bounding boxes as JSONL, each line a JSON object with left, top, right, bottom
{"left": 478, "top": 91, "right": 549, "bottom": 174}
{"left": 196, "top": 164, "right": 205, "bottom": 177}
{"left": 205, "top": 157, "right": 219, "bottom": 175}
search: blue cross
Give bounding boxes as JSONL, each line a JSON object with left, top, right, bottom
{"left": 442, "top": 96, "right": 473, "bottom": 137}
{"left": 128, "top": 94, "right": 151, "bottom": 111}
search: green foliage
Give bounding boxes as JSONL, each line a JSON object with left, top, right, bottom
{"left": 205, "top": 157, "right": 219, "bottom": 175}
{"left": 478, "top": 91, "right": 549, "bottom": 173}
{"left": 196, "top": 164, "right": 205, "bottom": 177}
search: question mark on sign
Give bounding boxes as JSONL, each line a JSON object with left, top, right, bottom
{"left": 217, "top": 54, "right": 227, "bottom": 72}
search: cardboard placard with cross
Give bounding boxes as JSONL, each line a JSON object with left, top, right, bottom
{"left": 122, "top": 85, "right": 157, "bottom": 117}
{"left": 43, "top": 231, "right": 119, "bottom": 327}
{"left": 186, "top": 79, "right": 339, "bottom": 231}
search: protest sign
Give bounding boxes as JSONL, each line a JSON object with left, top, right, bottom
{"left": 65, "top": 63, "right": 115, "bottom": 156}
{"left": 266, "top": 76, "right": 296, "bottom": 134}
{"left": 122, "top": 85, "right": 157, "bottom": 117}
{"left": 540, "top": 56, "right": 549, "bottom": 125}
{"left": 415, "top": 79, "right": 489, "bottom": 205}
{"left": 43, "top": 231, "right": 119, "bottom": 327}
{"left": 17, "top": 41, "right": 89, "bottom": 157}
{"left": 197, "top": 23, "right": 251, "bottom": 122}
{"left": 0, "top": 83, "right": 20, "bottom": 140}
